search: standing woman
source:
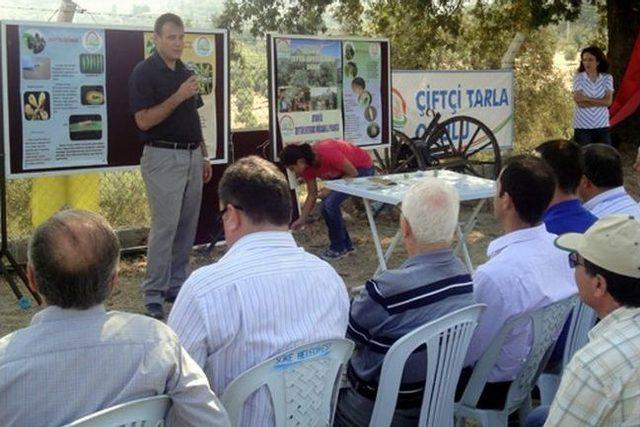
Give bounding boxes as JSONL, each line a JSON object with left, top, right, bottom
{"left": 573, "top": 46, "right": 614, "bottom": 145}
{"left": 281, "top": 139, "right": 374, "bottom": 260}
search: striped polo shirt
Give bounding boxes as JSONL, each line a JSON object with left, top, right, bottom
{"left": 573, "top": 72, "right": 614, "bottom": 129}
{"left": 346, "top": 248, "right": 473, "bottom": 391}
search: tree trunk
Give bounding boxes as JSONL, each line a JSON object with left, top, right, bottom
{"left": 608, "top": 0, "right": 640, "bottom": 147}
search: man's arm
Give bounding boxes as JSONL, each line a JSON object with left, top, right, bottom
{"left": 346, "top": 279, "right": 390, "bottom": 349}
{"left": 464, "top": 268, "right": 506, "bottom": 366}
{"left": 544, "top": 359, "right": 610, "bottom": 427}
{"left": 134, "top": 75, "right": 199, "bottom": 131}
{"left": 200, "top": 144, "right": 212, "bottom": 183}
{"left": 165, "top": 342, "right": 231, "bottom": 427}
{"left": 168, "top": 279, "right": 241, "bottom": 395}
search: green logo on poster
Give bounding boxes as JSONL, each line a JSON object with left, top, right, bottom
{"left": 82, "top": 31, "right": 102, "bottom": 52}
{"left": 194, "top": 36, "right": 213, "bottom": 57}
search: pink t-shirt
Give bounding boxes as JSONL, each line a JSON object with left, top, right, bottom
{"left": 302, "top": 139, "right": 373, "bottom": 181}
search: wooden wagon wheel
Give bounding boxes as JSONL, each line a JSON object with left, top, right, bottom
{"left": 373, "top": 130, "right": 427, "bottom": 174}
{"left": 424, "top": 115, "right": 501, "bottom": 179}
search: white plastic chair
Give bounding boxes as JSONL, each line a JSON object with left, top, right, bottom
{"left": 61, "top": 395, "right": 170, "bottom": 427}
{"left": 537, "top": 300, "right": 598, "bottom": 405}
{"left": 455, "top": 296, "right": 577, "bottom": 427}
{"left": 369, "top": 304, "right": 486, "bottom": 427}
{"left": 221, "top": 338, "right": 354, "bottom": 427}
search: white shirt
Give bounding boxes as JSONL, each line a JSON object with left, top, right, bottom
{"left": 465, "top": 224, "right": 576, "bottom": 382}
{"left": 573, "top": 72, "right": 614, "bottom": 129}
{"left": 0, "top": 305, "right": 230, "bottom": 427}
{"left": 168, "top": 231, "right": 350, "bottom": 426}
{"left": 583, "top": 186, "right": 640, "bottom": 219}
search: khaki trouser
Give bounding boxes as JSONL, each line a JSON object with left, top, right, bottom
{"left": 140, "top": 144, "right": 203, "bottom": 305}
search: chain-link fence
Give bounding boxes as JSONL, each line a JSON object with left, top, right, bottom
{"left": 6, "top": 39, "right": 269, "bottom": 250}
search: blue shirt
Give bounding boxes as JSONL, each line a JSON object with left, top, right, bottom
{"left": 543, "top": 199, "right": 598, "bottom": 235}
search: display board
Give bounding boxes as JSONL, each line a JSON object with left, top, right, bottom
{"left": 1, "top": 21, "right": 229, "bottom": 178}
{"left": 392, "top": 69, "right": 514, "bottom": 149}
{"left": 267, "top": 34, "right": 391, "bottom": 159}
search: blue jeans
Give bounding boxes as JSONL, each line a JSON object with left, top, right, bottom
{"left": 322, "top": 167, "right": 375, "bottom": 252}
{"left": 525, "top": 406, "right": 550, "bottom": 427}
{"left": 574, "top": 127, "right": 611, "bottom": 145}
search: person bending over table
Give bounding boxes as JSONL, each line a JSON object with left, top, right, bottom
{"left": 281, "top": 139, "right": 374, "bottom": 260}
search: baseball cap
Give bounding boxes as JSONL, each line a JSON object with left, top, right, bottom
{"left": 555, "top": 215, "right": 640, "bottom": 278}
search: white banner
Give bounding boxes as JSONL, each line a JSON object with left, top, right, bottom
{"left": 392, "top": 70, "right": 514, "bottom": 148}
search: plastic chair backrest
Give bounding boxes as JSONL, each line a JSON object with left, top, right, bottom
{"left": 62, "top": 395, "right": 170, "bottom": 427}
{"left": 221, "top": 338, "right": 354, "bottom": 427}
{"left": 369, "top": 304, "right": 486, "bottom": 427}
{"left": 562, "top": 300, "right": 598, "bottom": 366}
{"left": 459, "top": 296, "right": 577, "bottom": 413}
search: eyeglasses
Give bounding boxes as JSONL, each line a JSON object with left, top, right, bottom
{"left": 568, "top": 252, "right": 584, "bottom": 268}
{"left": 219, "top": 204, "right": 243, "bottom": 218}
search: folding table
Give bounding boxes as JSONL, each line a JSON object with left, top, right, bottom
{"left": 324, "top": 169, "right": 496, "bottom": 274}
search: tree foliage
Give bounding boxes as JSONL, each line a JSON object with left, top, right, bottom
{"left": 217, "top": 0, "right": 334, "bottom": 36}
{"left": 219, "top": 0, "right": 635, "bottom": 147}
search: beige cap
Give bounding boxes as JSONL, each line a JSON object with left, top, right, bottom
{"left": 555, "top": 215, "right": 640, "bottom": 278}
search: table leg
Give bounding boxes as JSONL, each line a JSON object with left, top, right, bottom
{"left": 363, "top": 198, "right": 387, "bottom": 273}
{"left": 454, "top": 199, "right": 487, "bottom": 274}
{"left": 377, "top": 230, "right": 401, "bottom": 276}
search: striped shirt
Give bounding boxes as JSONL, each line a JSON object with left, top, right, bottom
{"left": 0, "top": 305, "right": 230, "bottom": 427}
{"left": 465, "top": 225, "right": 576, "bottom": 382}
{"left": 573, "top": 72, "right": 614, "bottom": 129}
{"left": 545, "top": 306, "right": 640, "bottom": 426}
{"left": 347, "top": 248, "right": 473, "bottom": 386}
{"left": 583, "top": 186, "right": 640, "bottom": 219}
{"left": 168, "top": 231, "right": 349, "bottom": 427}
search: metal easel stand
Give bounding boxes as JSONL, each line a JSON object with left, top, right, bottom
{"left": 0, "top": 153, "right": 41, "bottom": 309}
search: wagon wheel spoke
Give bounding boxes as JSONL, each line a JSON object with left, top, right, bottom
{"left": 465, "top": 126, "right": 482, "bottom": 153}
{"left": 465, "top": 140, "right": 494, "bottom": 157}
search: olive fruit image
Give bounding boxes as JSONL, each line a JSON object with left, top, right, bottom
{"left": 22, "top": 30, "right": 46, "bottom": 54}
{"left": 81, "top": 86, "right": 105, "bottom": 105}
{"left": 23, "top": 91, "right": 50, "bottom": 121}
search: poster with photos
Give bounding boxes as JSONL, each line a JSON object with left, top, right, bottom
{"left": 275, "top": 37, "right": 343, "bottom": 145}
{"left": 19, "top": 25, "right": 108, "bottom": 170}
{"left": 342, "top": 41, "right": 383, "bottom": 146}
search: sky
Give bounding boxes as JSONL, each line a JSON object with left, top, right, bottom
{"left": 0, "top": 0, "right": 224, "bottom": 27}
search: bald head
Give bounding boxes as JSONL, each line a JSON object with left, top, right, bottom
{"left": 28, "top": 210, "right": 120, "bottom": 309}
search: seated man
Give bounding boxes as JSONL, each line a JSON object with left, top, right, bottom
{"left": 535, "top": 139, "right": 597, "bottom": 235}
{"left": 461, "top": 156, "right": 576, "bottom": 409}
{"left": 334, "top": 178, "right": 474, "bottom": 426}
{"left": 540, "top": 215, "right": 640, "bottom": 426}
{"left": 0, "top": 210, "right": 229, "bottom": 427}
{"left": 168, "top": 156, "right": 349, "bottom": 425}
{"left": 578, "top": 143, "right": 640, "bottom": 218}
{"left": 535, "top": 139, "right": 597, "bottom": 368}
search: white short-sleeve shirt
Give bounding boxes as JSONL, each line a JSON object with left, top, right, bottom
{"left": 573, "top": 72, "right": 614, "bottom": 129}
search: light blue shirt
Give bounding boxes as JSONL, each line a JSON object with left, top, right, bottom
{"left": 583, "top": 186, "right": 640, "bottom": 219}
{"left": 466, "top": 224, "right": 576, "bottom": 382}
{"left": 0, "top": 305, "right": 230, "bottom": 427}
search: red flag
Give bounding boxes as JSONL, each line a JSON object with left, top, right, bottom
{"left": 610, "top": 31, "right": 640, "bottom": 127}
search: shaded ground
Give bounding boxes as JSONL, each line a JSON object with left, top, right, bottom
{"left": 1, "top": 143, "right": 638, "bottom": 337}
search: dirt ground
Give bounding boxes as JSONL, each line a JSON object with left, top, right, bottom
{"left": 1, "top": 144, "right": 639, "bottom": 337}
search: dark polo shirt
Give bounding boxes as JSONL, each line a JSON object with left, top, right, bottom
{"left": 128, "top": 52, "right": 203, "bottom": 144}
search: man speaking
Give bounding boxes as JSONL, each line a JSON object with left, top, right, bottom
{"left": 129, "top": 13, "right": 212, "bottom": 320}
